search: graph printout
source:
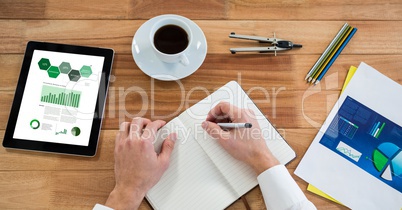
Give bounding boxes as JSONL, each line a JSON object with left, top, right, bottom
{"left": 295, "top": 62, "right": 402, "bottom": 209}
{"left": 13, "top": 50, "right": 105, "bottom": 146}
{"left": 319, "top": 96, "right": 402, "bottom": 193}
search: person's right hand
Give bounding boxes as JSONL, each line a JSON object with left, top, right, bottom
{"left": 201, "top": 102, "right": 279, "bottom": 175}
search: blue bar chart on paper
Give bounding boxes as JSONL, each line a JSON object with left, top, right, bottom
{"left": 369, "top": 121, "right": 386, "bottom": 138}
{"left": 319, "top": 96, "right": 402, "bottom": 193}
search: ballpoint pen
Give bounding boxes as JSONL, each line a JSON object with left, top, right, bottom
{"left": 217, "top": 123, "right": 252, "bottom": 129}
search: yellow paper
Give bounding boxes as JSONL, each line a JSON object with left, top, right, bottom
{"left": 306, "top": 66, "right": 357, "bottom": 205}
{"left": 341, "top": 66, "right": 357, "bottom": 94}
{"left": 307, "top": 184, "right": 343, "bottom": 205}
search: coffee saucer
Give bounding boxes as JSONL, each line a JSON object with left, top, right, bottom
{"left": 132, "top": 15, "right": 207, "bottom": 81}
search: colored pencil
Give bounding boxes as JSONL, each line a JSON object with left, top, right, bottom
{"left": 311, "top": 26, "right": 353, "bottom": 83}
{"left": 307, "top": 24, "right": 350, "bottom": 82}
{"left": 314, "top": 28, "right": 358, "bottom": 85}
{"left": 305, "top": 23, "right": 349, "bottom": 81}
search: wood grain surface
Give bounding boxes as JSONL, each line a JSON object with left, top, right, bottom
{"left": 1, "top": 0, "right": 402, "bottom": 209}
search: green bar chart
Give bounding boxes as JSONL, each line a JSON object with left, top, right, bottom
{"left": 40, "top": 85, "right": 81, "bottom": 108}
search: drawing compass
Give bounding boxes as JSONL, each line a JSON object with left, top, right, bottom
{"left": 229, "top": 32, "right": 302, "bottom": 56}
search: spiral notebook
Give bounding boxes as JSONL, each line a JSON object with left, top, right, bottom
{"left": 147, "top": 81, "right": 296, "bottom": 209}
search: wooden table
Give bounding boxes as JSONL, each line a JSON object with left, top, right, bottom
{"left": 1, "top": 1, "right": 402, "bottom": 209}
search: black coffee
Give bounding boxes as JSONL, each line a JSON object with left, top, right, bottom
{"left": 154, "top": 25, "right": 189, "bottom": 54}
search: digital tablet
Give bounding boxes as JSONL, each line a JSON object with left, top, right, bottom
{"left": 3, "top": 41, "right": 114, "bottom": 156}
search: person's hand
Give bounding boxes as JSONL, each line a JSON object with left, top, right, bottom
{"left": 105, "top": 117, "right": 177, "bottom": 210}
{"left": 202, "top": 102, "right": 279, "bottom": 175}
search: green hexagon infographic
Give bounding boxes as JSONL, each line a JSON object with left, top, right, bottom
{"left": 68, "top": 70, "right": 81, "bottom": 82}
{"left": 38, "top": 58, "right": 91, "bottom": 81}
{"left": 59, "top": 62, "right": 72, "bottom": 74}
{"left": 38, "top": 58, "right": 51, "bottom": 70}
{"left": 80, "top": 65, "right": 92, "bottom": 78}
{"left": 47, "top": 66, "right": 60, "bottom": 78}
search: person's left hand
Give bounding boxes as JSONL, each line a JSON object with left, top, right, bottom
{"left": 105, "top": 117, "right": 177, "bottom": 210}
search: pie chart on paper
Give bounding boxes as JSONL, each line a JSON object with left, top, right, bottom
{"left": 372, "top": 142, "right": 402, "bottom": 181}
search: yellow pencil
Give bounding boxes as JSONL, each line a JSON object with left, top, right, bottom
{"left": 311, "top": 26, "right": 353, "bottom": 83}
{"left": 308, "top": 25, "right": 351, "bottom": 83}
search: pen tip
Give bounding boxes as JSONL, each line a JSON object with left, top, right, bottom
{"left": 245, "top": 123, "right": 252, "bottom": 128}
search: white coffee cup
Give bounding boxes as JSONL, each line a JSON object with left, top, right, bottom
{"left": 150, "top": 17, "right": 192, "bottom": 66}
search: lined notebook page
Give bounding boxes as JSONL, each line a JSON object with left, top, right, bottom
{"left": 180, "top": 111, "right": 257, "bottom": 197}
{"left": 182, "top": 81, "right": 255, "bottom": 196}
{"left": 146, "top": 118, "right": 238, "bottom": 210}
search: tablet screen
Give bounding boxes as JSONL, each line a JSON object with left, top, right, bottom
{"left": 13, "top": 50, "right": 105, "bottom": 146}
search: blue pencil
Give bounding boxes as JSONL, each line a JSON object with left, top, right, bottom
{"left": 314, "top": 28, "right": 357, "bottom": 85}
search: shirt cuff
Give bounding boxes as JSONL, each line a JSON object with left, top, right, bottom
{"left": 93, "top": 204, "right": 114, "bottom": 210}
{"left": 257, "top": 165, "right": 308, "bottom": 210}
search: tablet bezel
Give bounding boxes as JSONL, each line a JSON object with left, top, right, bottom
{"left": 2, "top": 41, "right": 114, "bottom": 157}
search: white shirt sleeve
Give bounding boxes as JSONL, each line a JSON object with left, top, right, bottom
{"left": 93, "top": 204, "right": 113, "bottom": 210}
{"left": 257, "top": 165, "right": 317, "bottom": 210}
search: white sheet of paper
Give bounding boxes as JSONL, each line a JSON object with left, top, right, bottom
{"left": 295, "top": 62, "right": 402, "bottom": 209}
